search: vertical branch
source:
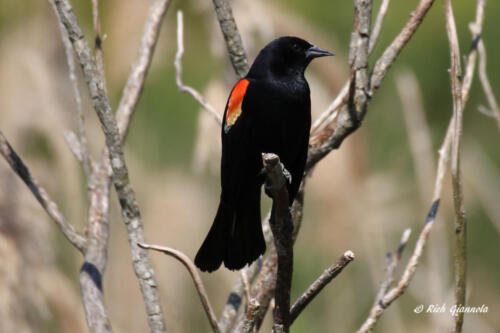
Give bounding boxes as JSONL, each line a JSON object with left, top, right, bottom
{"left": 211, "top": 0, "right": 249, "bottom": 77}
{"left": 349, "top": 0, "right": 372, "bottom": 120}
{"left": 79, "top": 163, "right": 112, "bottom": 333}
{"left": 262, "top": 153, "right": 293, "bottom": 332}
{"left": 443, "top": 0, "right": 485, "bottom": 331}
{"left": 52, "top": 0, "right": 167, "bottom": 331}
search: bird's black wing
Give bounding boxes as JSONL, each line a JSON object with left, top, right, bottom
{"left": 220, "top": 78, "right": 263, "bottom": 202}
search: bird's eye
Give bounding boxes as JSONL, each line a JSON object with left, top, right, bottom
{"left": 292, "top": 43, "right": 300, "bottom": 51}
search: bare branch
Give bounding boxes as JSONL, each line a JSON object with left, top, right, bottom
{"left": 211, "top": 0, "right": 249, "bottom": 77}
{"left": 51, "top": 0, "right": 167, "bottom": 331}
{"left": 240, "top": 270, "right": 252, "bottom": 307}
{"left": 218, "top": 259, "right": 261, "bottom": 333}
{"left": 52, "top": 0, "right": 93, "bottom": 182}
{"left": 175, "top": 11, "right": 222, "bottom": 125}
{"left": 377, "top": 229, "right": 411, "bottom": 300}
{"left": 356, "top": 109, "right": 457, "bottom": 332}
{"left": 262, "top": 153, "right": 293, "bottom": 332}
{"left": 310, "top": 81, "right": 349, "bottom": 135}
{"left": 357, "top": 229, "right": 412, "bottom": 333}
{"left": 138, "top": 243, "right": 220, "bottom": 333}
{"left": 477, "top": 40, "right": 500, "bottom": 129}
{"left": 308, "top": 0, "right": 436, "bottom": 170}
{"left": 0, "top": 131, "right": 87, "bottom": 253}
{"left": 233, "top": 184, "right": 306, "bottom": 332}
{"left": 241, "top": 299, "right": 260, "bottom": 333}
{"left": 91, "top": 0, "right": 109, "bottom": 97}
{"left": 369, "top": 0, "right": 391, "bottom": 53}
{"left": 115, "top": 0, "right": 172, "bottom": 142}
{"left": 79, "top": 160, "right": 112, "bottom": 333}
{"left": 369, "top": 0, "right": 435, "bottom": 94}
{"left": 289, "top": 250, "right": 355, "bottom": 324}
{"left": 443, "top": 1, "right": 486, "bottom": 331}
{"left": 233, "top": 246, "right": 278, "bottom": 333}
{"left": 311, "top": 0, "right": 391, "bottom": 135}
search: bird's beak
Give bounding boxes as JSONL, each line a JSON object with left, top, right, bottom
{"left": 306, "top": 45, "right": 334, "bottom": 60}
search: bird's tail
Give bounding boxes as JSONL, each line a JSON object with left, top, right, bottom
{"left": 195, "top": 187, "right": 266, "bottom": 272}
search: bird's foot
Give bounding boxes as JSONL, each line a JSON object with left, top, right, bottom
{"left": 263, "top": 162, "right": 291, "bottom": 199}
{"left": 280, "top": 163, "right": 292, "bottom": 184}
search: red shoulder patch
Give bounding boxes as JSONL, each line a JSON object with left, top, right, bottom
{"left": 225, "top": 79, "right": 250, "bottom": 132}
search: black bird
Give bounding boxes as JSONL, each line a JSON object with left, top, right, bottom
{"left": 195, "top": 36, "right": 333, "bottom": 272}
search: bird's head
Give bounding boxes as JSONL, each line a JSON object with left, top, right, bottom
{"left": 249, "top": 36, "right": 334, "bottom": 78}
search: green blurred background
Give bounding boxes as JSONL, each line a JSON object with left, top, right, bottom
{"left": 0, "top": 0, "right": 499, "bottom": 332}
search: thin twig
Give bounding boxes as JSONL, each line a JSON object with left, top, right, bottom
{"left": 175, "top": 11, "right": 222, "bottom": 125}
{"left": 0, "top": 131, "right": 88, "bottom": 253}
{"left": 240, "top": 269, "right": 252, "bottom": 308}
{"left": 233, "top": 246, "right": 278, "bottom": 333}
{"left": 369, "top": 0, "right": 391, "bottom": 53}
{"left": 369, "top": 0, "right": 435, "bottom": 94}
{"left": 477, "top": 40, "right": 500, "bottom": 129}
{"left": 211, "top": 0, "right": 249, "bottom": 78}
{"left": 115, "top": 0, "right": 171, "bottom": 142}
{"left": 356, "top": 114, "right": 455, "bottom": 332}
{"left": 52, "top": 1, "right": 167, "bottom": 331}
{"left": 91, "top": 0, "right": 107, "bottom": 92}
{"left": 138, "top": 243, "right": 220, "bottom": 333}
{"left": 357, "top": 228, "right": 413, "bottom": 333}
{"left": 262, "top": 153, "right": 293, "bottom": 332}
{"left": 444, "top": 1, "right": 486, "bottom": 331}
{"left": 376, "top": 229, "right": 411, "bottom": 303}
{"left": 289, "top": 250, "right": 355, "bottom": 324}
{"left": 56, "top": 13, "right": 93, "bottom": 181}
{"left": 218, "top": 262, "right": 259, "bottom": 333}
{"left": 310, "top": 81, "right": 349, "bottom": 135}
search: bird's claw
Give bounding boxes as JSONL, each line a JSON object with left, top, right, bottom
{"left": 280, "top": 163, "right": 292, "bottom": 185}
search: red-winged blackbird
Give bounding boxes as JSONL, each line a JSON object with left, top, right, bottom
{"left": 195, "top": 36, "right": 333, "bottom": 272}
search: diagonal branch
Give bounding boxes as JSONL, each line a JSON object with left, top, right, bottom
{"left": 477, "top": 40, "right": 500, "bottom": 130}
{"left": 115, "top": 0, "right": 172, "bottom": 142}
{"left": 138, "top": 243, "right": 220, "bottom": 333}
{"left": 0, "top": 131, "right": 88, "bottom": 253}
{"left": 357, "top": 228, "right": 414, "bottom": 333}
{"left": 289, "top": 250, "right": 355, "bottom": 324}
{"left": 369, "top": 0, "right": 391, "bottom": 53}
